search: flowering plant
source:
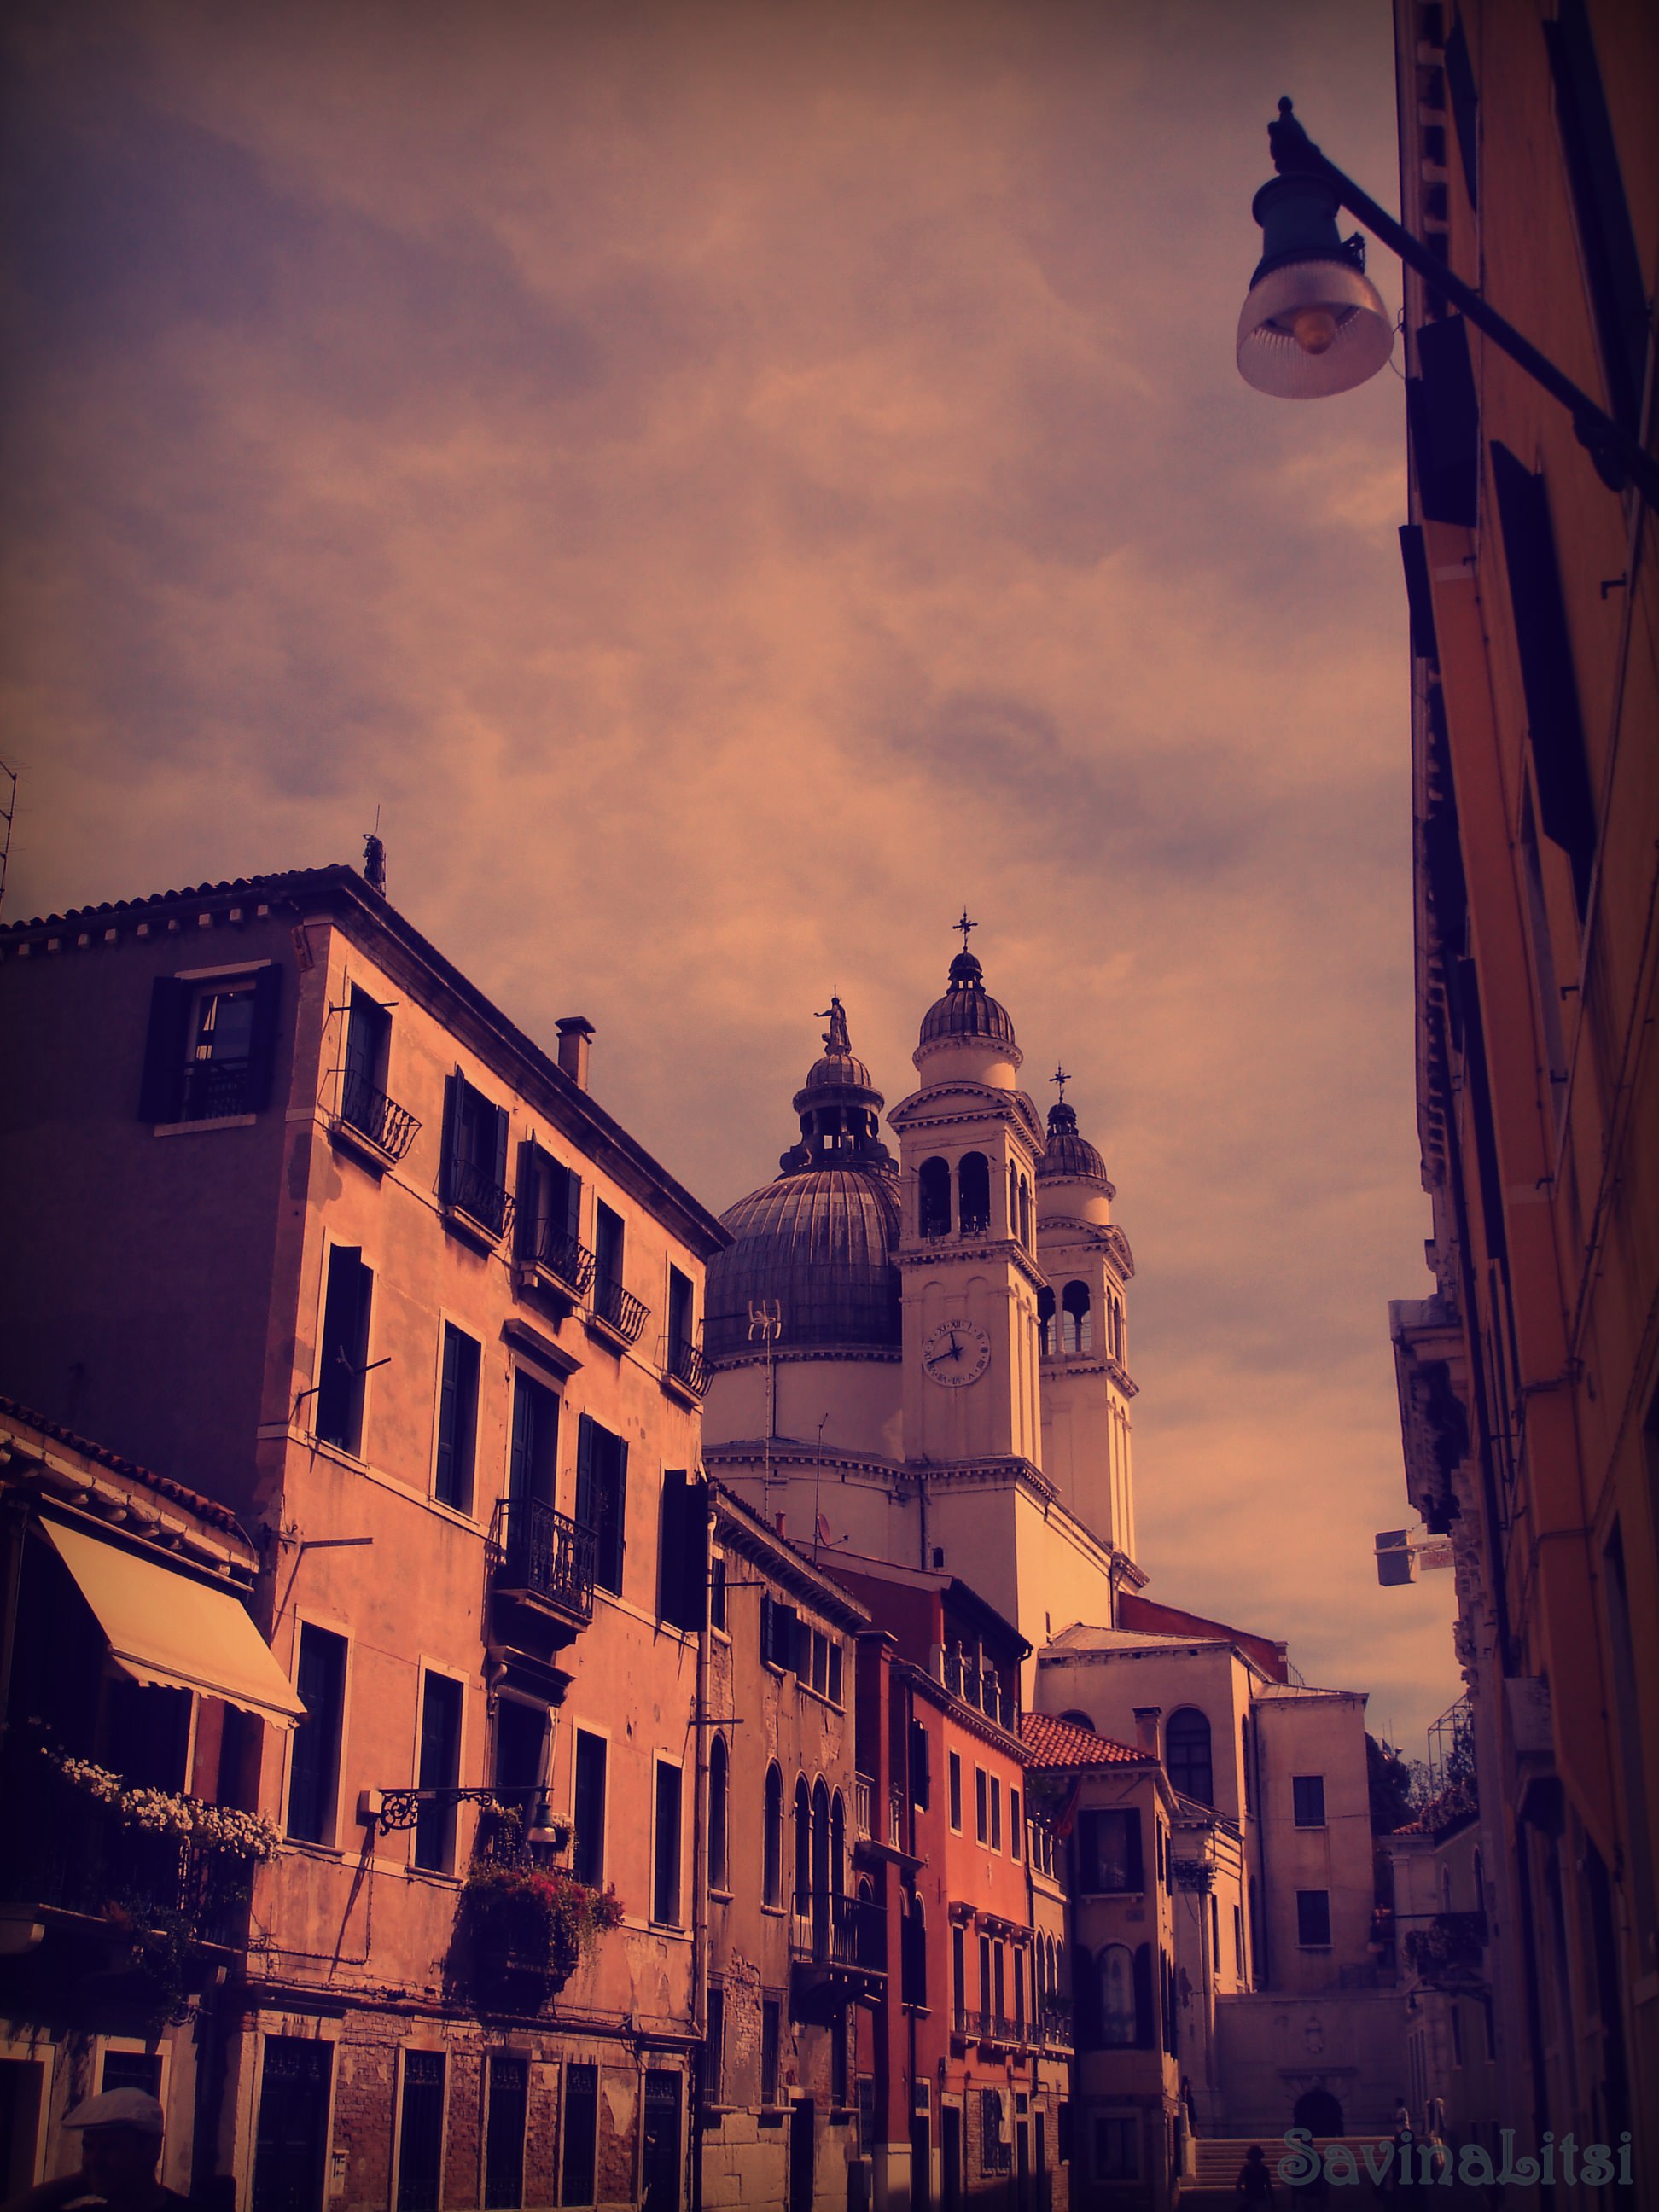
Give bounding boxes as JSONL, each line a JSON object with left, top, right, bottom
{"left": 42, "top": 1747, "right": 280, "bottom": 1861}
{"left": 463, "top": 1858, "right": 622, "bottom": 1998}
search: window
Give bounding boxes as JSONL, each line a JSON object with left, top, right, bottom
{"left": 981, "top": 2089, "right": 1009, "bottom": 2176}
{"left": 902, "top": 1892, "right": 927, "bottom": 2005}
{"left": 763, "top": 1764, "right": 783, "bottom": 1907}
{"left": 908, "top": 1717, "right": 930, "bottom": 1809}
{"left": 1164, "top": 1708, "right": 1213, "bottom": 1806}
{"left": 709, "top": 1551, "right": 727, "bottom": 1633}
{"left": 1078, "top": 1809, "right": 1143, "bottom": 1894}
{"left": 975, "top": 1767, "right": 988, "bottom": 1844}
{"left": 341, "top": 986, "right": 392, "bottom": 1135}
{"left": 957, "top": 1151, "right": 990, "bottom": 1234}
{"left": 1010, "top": 1788, "right": 1021, "bottom": 1860}
{"left": 572, "top": 1731, "right": 607, "bottom": 1889}
{"left": 252, "top": 2038, "right": 332, "bottom": 2212}
{"left": 1062, "top": 1281, "right": 1091, "bottom": 1354}
{"left": 989, "top": 1776, "right": 1002, "bottom": 1853}
{"left": 1100, "top": 1945, "right": 1136, "bottom": 2046}
{"left": 485, "top": 2054, "right": 528, "bottom": 2210}
{"left": 494, "top": 1698, "right": 549, "bottom": 1825}
{"left": 1296, "top": 1889, "right": 1332, "bottom": 1947}
{"left": 434, "top": 1324, "right": 480, "bottom": 1513}
{"left": 560, "top": 2063, "right": 597, "bottom": 2206}
{"left": 1241, "top": 1715, "right": 1255, "bottom": 1814}
{"left": 810, "top": 1628, "right": 830, "bottom": 1698}
{"left": 949, "top": 1750, "right": 963, "bottom": 1832}
{"left": 1234, "top": 1903, "right": 1246, "bottom": 1978}
{"left": 831, "top": 2011, "right": 848, "bottom": 2110}
{"left": 992, "top": 1941, "right": 1005, "bottom": 2024}
{"left": 575, "top": 1415, "right": 628, "bottom": 1597}
{"left": 1038, "top": 1284, "right": 1057, "bottom": 1358}
{"left": 828, "top": 1642, "right": 843, "bottom": 1707}
{"left": 918, "top": 1156, "right": 952, "bottom": 1237}
{"left": 316, "top": 1246, "right": 372, "bottom": 1455}
{"left": 396, "top": 2051, "right": 445, "bottom": 2212}
{"left": 657, "top": 1470, "right": 707, "bottom": 1633}
{"left": 509, "top": 1371, "right": 559, "bottom": 1516}
{"left": 708, "top": 1736, "right": 730, "bottom": 1892}
{"left": 288, "top": 1624, "right": 346, "bottom": 1844}
{"left": 979, "top": 1935, "right": 992, "bottom": 2023}
{"left": 760, "top": 1593, "right": 798, "bottom": 1671}
{"left": 138, "top": 963, "right": 282, "bottom": 1123}
{"left": 413, "top": 1672, "right": 463, "bottom": 1872}
{"left": 1094, "top": 2116, "right": 1139, "bottom": 2180}
{"left": 760, "top": 1997, "right": 781, "bottom": 2105}
{"left": 442, "top": 1069, "right": 511, "bottom": 1239}
{"left": 705, "top": 1985, "right": 725, "bottom": 2106}
{"left": 952, "top": 1925, "right": 966, "bottom": 2018}
{"left": 1292, "top": 1775, "right": 1326, "bottom": 1828}
{"left": 654, "top": 1761, "right": 683, "bottom": 1927}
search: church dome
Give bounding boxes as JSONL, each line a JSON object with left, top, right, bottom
{"left": 1039, "top": 1098, "right": 1115, "bottom": 1194}
{"left": 706, "top": 993, "right": 901, "bottom": 1361}
{"left": 706, "top": 1169, "right": 901, "bottom": 1359}
{"left": 917, "top": 951, "right": 1017, "bottom": 1049}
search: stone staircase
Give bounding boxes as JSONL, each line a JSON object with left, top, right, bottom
{"left": 1183, "top": 2138, "right": 1393, "bottom": 2202}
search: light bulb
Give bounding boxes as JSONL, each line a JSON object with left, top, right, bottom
{"left": 1291, "top": 306, "right": 1338, "bottom": 355}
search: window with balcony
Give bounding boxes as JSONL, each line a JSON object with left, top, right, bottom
{"left": 442, "top": 1070, "right": 511, "bottom": 1240}
{"left": 138, "top": 964, "right": 282, "bottom": 1124}
{"left": 1292, "top": 1774, "right": 1326, "bottom": 1828}
{"left": 509, "top": 1373, "right": 558, "bottom": 1510}
{"left": 572, "top": 1730, "right": 607, "bottom": 1889}
{"left": 493, "top": 1697, "right": 549, "bottom": 1830}
{"left": 288, "top": 1624, "right": 346, "bottom": 1845}
{"left": 658, "top": 1470, "right": 707, "bottom": 1633}
{"left": 434, "top": 1324, "right": 480, "bottom": 1514}
{"left": 516, "top": 1143, "right": 588, "bottom": 1295}
{"left": 316, "top": 1246, "right": 373, "bottom": 1455}
{"left": 590, "top": 1201, "right": 647, "bottom": 1342}
{"left": 666, "top": 1266, "right": 705, "bottom": 1395}
{"left": 335, "top": 987, "right": 417, "bottom": 1162}
{"left": 413, "top": 1671, "right": 463, "bottom": 1873}
{"left": 576, "top": 1415, "right": 628, "bottom": 1598}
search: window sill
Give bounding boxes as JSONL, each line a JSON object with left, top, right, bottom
{"left": 708, "top": 1888, "right": 734, "bottom": 1905}
{"left": 328, "top": 1116, "right": 399, "bottom": 1177}
{"left": 442, "top": 1205, "right": 504, "bottom": 1254}
{"left": 760, "top": 1902, "right": 789, "bottom": 1918}
{"left": 154, "top": 1113, "right": 258, "bottom": 1138}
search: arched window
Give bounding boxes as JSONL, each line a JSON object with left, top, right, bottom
{"left": 811, "top": 1779, "right": 831, "bottom": 1942}
{"left": 902, "top": 1891, "right": 927, "bottom": 2005}
{"left": 708, "top": 1735, "right": 730, "bottom": 1892}
{"left": 958, "top": 1152, "right": 990, "bottom": 1235}
{"left": 1059, "top": 1708, "right": 1095, "bottom": 1733}
{"left": 1100, "top": 1944, "right": 1137, "bottom": 2046}
{"left": 1037, "top": 1285, "right": 1057, "bottom": 1358}
{"left": 763, "top": 1763, "right": 783, "bottom": 1907}
{"left": 1009, "top": 1160, "right": 1020, "bottom": 1238}
{"left": 1441, "top": 1864, "right": 1454, "bottom": 1911}
{"left": 1019, "top": 1174, "right": 1033, "bottom": 1248}
{"left": 1165, "top": 1708, "right": 1214, "bottom": 1805}
{"left": 856, "top": 1876, "right": 881, "bottom": 1968}
{"left": 831, "top": 1791, "right": 847, "bottom": 1901}
{"left": 1241, "top": 1714, "right": 1255, "bottom": 1814}
{"left": 1109, "top": 1289, "right": 1126, "bottom": 1363}
{"left": 1072, "top": 1944, "right": 1099, "bottom": 2046}
{"left": 918, "top": 1157, "right": 952, "bottom": 1237}
{"left": 793, "top": 1777, "right": 812, "bottom": 1914}
{"left": 1062, "top": 1280, "right": 1092, "bottom": 1354}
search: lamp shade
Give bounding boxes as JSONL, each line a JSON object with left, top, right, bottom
{"left": 1237, "top": 257, "right": 1395, "bottom": 397}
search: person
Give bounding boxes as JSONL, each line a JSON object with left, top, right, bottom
{"left": 1236, "top": 2144, "right": 1276, "bottom": 2205}
{"left": 0, "top": 2089, "right": 189, "bottom": 2212}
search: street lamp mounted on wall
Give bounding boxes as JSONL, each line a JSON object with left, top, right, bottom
{"left": 1237, "top": 97, "right": 1659, "bottom": 508}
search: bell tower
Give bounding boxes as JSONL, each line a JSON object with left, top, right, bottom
{"left": 1033, "top": 1075, "right": 1138, "bottom": 1564}
{"left": 888, "top": 926, "right": 1047, "bottom": 1471}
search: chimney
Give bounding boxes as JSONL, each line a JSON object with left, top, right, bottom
{"left": 556, "top": 1016, "right": 595, "bottom": 1090}
{"left": 1132, "top": 1706, "right": 1161, "bottom": 1757}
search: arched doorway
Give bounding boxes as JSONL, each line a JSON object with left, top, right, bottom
{"left": 1292, "top": 2087, "right": 1344, "bottom": 2137}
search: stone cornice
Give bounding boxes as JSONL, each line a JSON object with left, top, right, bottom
{"left": 703, "top": 1439, "right": 910, "bottom": 1484}
{"left": 1039, "top": 1353, "right": 1139, "bottom": 1400}
{"left": 1035, "top": 1218, "right": 1136, "bottom": 1280}
{"left": 707, "top": 1344, "right": 903, "bottom": 1374}
{"left": 897, "top": 1237, "right": 1048, "bottom": 1292}
{"left": 888, "top": 1083, "right": 1046, "bottom": 1152}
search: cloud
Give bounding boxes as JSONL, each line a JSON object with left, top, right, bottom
{"left": 1, "top": 0, "right": 1458, "bottom": 1749}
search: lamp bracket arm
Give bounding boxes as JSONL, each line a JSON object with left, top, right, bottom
{"left": 1266, "top": 97, "right": 1658, "bottom": 506}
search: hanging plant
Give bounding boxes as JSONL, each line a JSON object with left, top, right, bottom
{"left": 42, "top": 1748, "right": 280, "bottom": 1861}
{"left": 462, "top": 1860, "right": 622, "bottom": 2002}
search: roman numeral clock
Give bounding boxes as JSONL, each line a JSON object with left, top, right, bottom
{"left": 922, "top": 1318, "right": 992, "bottom": 1387}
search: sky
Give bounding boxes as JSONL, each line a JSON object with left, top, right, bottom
{"left": 0, "top": 0, "right": 1460, "bottom": 1751}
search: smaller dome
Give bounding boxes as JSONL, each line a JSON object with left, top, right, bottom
{"left": 801, "top": 1048, "right": 876, "bottom": 1095}
{"left": 1039, "top": 1098, "right": 1114, "bottom": 1189}
{"left": 918, "top": 950, "right": 1018, "bottom": 1048}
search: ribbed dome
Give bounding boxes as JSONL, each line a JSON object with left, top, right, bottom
{"left": 1039, "top": 1098, "right": 1114, "bottom": 1190}
{"left": 706, "top": 1169, "right": 902, "bottom": 1359}
{"left": 917, "top": 950, "right": 1017, "bottom": 1048}
{"left": 799, "top": 1048, "right": 876, "bottom": 1097}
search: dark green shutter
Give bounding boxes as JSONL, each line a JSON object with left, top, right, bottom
{"left": 440, "top": 1071, "right": 462, "bottom": 1206}
{"left": 245, "top": 962, "right": 284, "bottom": 1110}
{"left": 137, "top": 976, "right": 191, "bottom": 1120}
{"left": 575, "top": 1414, "right": 596, "bottom": 1531}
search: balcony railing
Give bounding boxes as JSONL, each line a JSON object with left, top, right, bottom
{"left": 524, "top": 1225, "right": 597, "bottom": 1300}
{"left": 667, "top": 1338, "right": 708, "bottom": 1397}
{"left": 339, "top": 1073, "right": 421, "bottom": 1163}
{"left": 176, "top": 1056, "right": 253, "bottom": 1121}
{"left": 489, "top": 1498, "right": 596, "bottom": 1628}
{"left": 789, "top": 1893, "right": 887, "bottom": 1972}
{"left": 590, "top": 1277, "right": 649, "bottom": 1345}
{"left": 1037, "top": 2002, "right": 1074, "bottom": 2049}
{"left": 3, "top": 1768, "right": 251, "bottom": 1949}
{"left": 940, "top": 1645, "right": 1016, "bottom": 1731}
{"left": 958, "top": 1212, "right": 990, "bottom": 1237}
{"left": 1404, "top": 1909, "right": 1488, "bottom": 1984}
{"left": 445, "top": 1156, "right": 514, "bottom": 1241}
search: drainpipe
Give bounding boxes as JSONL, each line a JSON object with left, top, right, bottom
{"left": 689, "top": 1479, "right": 713, "bottom": 2212}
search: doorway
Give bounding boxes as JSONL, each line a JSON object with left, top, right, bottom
{"left": 251, "top": 2038, "right": 333, "bottom": 2212}
{"left": 940, "top": 2105, "right": 961, "bottom": 2212}
{"left": 1291, "top": 2087, "right": 1344, "bottom": 2137}
{"left": 910, "top": 2115, "right": 932, "bottom": 2212}
{"left": 641, "top": 2069, "right": 682, "bottom": 2212}
{"left": 789, "top": 2098, "right": 815, "bottom": 2212}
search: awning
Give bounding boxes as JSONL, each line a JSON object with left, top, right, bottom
{"left": 43, "top": 1519, "right": 305, "bottom": 1731}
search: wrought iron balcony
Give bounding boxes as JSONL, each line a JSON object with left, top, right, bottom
{"left": 589, "top": 1277, "right": 649, "bottom": 1345}
{"left": 667, "top": 1338, "right": 708, "bottom": 1398}
{"left": 1037, "top": 2001, "right": 1074, "bottom": 2050}
{"left": 789, "top": 1892, "right": 887, "bottom": 1970}
{"left": 338, "top": 1073, "right": 421, "bottom": 1164}
{"left": 522, "top": 1225, "right": 597, "bottom": 1301}
{"left": 445, "top": 1156, "right": 514, "bottom": 1242}
{"left": 176, "top": 1056, "right": 253, "bottom": 1121}
{"left": 1404, "top": 1908, "right": 1488, "bottom": 1985}
{"left": 488, "top": 1498, "right": 595, "bottom": 1630}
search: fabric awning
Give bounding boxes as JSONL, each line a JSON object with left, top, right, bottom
{"left": 43, "top": 1518, "right": 305, "bottom": 1731}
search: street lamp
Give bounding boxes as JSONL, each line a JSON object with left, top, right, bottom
{"left": 1237, "top": 98, "right": 1659, "bottom": 507}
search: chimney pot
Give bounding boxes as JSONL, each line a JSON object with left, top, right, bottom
{"left": 556, "top": 1016, "right": 595, "bottom": 1090}
{"left": 1132, "top": 1705, "right": 1162, "bottom": 1756}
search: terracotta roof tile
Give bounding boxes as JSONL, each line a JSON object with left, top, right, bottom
{"left": 1022, "top": 1709, "right": 1142, "bottom": 1768}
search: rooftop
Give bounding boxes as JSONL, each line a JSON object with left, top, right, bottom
{"left": 1022, "top": 1709, "right": 1144, "bottom": 1769}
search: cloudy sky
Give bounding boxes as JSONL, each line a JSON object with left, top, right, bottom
{"left": 2, "top": 0, "right": 1459, "bottom": 1749}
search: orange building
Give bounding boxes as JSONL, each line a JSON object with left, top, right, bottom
{"left": 1386, "top": 0, "right": 1658, "bottom": 2188}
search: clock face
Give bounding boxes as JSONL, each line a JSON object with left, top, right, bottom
{"left": 923, "top": 1318, "right": 991, "bottom": 1387}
